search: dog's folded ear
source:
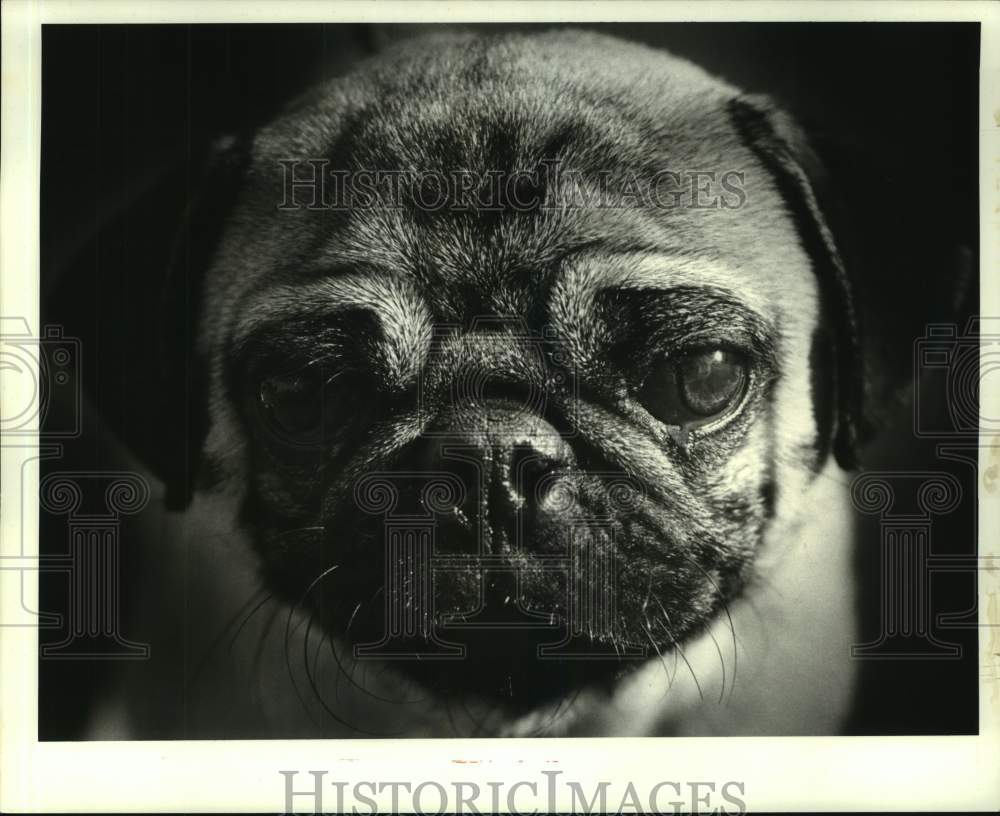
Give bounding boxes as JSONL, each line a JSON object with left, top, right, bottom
{"left": 728, "top": 94, "right": 866, "bottom": 470}
{"left": 156, "top": 133, "right": 253, "bottom": 508}
{"left": 44, "top": 132, "right": 252, "bottom": 509}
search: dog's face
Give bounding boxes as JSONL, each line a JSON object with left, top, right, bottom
{"left": 189, "top": 31, "right": 855, "bottom": 714}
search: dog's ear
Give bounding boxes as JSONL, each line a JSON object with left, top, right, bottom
{"left": 45, "top": 132, "right": 252, "bottom": 510}
{"left": 728, "top": 94, "right": 866, "bottom": 470}
{"left": 157, "top": 133, "right": 253, "bottom": 509}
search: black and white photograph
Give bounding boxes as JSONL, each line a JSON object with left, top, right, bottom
{"left": 2, "top": 1, "right": 998, "bottom": 812}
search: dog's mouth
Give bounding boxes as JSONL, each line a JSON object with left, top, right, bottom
{"left": 267, "top": 499, "right": 731, "bottom": 719}
{"left": 306, "top": 552, "right": 650, "bottom": 713}
{"left": 306, "top": 556, "right": 647, "bottom": 716}
{"left": 377, "top": 625, "right": 638, "bottom": 713}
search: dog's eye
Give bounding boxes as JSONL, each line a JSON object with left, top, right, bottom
{"left": 257, "top": 370, "right": 326, "bottom": 442}
{"left": 640, "top": 348, "right": 748, "bottom": 428}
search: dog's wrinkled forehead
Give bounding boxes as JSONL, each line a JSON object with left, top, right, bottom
{"left": 208, "top": 31, "right": 817, "bottom": 337}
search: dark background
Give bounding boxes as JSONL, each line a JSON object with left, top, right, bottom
{"left": 39, "top": 23, "right": 980, "bottom": 738}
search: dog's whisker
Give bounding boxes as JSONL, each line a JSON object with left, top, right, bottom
{"left": 251, "top": 602, "right": 283, "bottom": 716}
{"left": 323, "top": 591, "right": 429, "bottom": 707}
{"left": 185, "top": 585, "right": 270, "bottom": 693}
{"left": 653, "top": 598, "right": 704, "bottom": 703}
{"left": 347, "top": 585, "right": 384, "bottom": 687}
{"left": 322, "top": 369, "right": 349, "bottom": 387}
{"left": 281, "top": 600, "right": 325, "bottom": 733}
{"left": 675, "top": 552, "right": 737, "bottom": 705}
{"left": 329, "top": 629, "right": 346, "bottom": 707}
{"left": 301, "top": 609, "right": 327, "bottom": 733}
{"left": 298, "top": 565, "right": 418, "bottom": 730}
{"left": 280, "top": 563, "right": 400, "bottom": 736}
{"left": 457, "top": 692, "right": 493, "bottom": 738}
{"left": 299, "top": 608, "right": 404, "bottom": 737}
{"left": 443, "top": 695, "right": 463, "bottom": 737}
{"left": 325, "top": 612, "right": 423, "bottom": 705}
{"left": 703, "top": 625, "right": 727, "bottom": 705}
{"left": 325, "top": 585, "right": 427, "bottom": 707}
{"left": 270, "top": 525, "right": 326, "bottom": 544}
{"left": 527, "top": 683, "right": 588, "bottom": 737}
{"left": 642, "top": 616, "right": 674, "bottom": 699}
{"left": 228, "top": 591, "right": 276, "bottom": 654}
{"left": 304, "top": 608, "right": 324, "bottom": 704}
{"left": 345, "top": 602, "right": 362, "bottom": 635}
{"left": 641, "top": 571, "right": 654, "bottom": 613}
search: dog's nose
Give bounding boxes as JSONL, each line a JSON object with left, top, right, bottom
{"left": 418, "top": 400, "right": 576, "bottom": 551}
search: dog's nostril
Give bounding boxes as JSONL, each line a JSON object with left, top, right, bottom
{"left": 510, "top": 443, "right": 562, "bottom": 509}
{"left": 507, "top": 436, "right": 577, "bottom": 516}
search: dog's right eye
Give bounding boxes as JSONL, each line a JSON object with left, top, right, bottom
{"left": 256, "top": 370, "right": 325, "bottom": 443}
{"left": 639, "top": 347, "right": 748, "bottom": 430}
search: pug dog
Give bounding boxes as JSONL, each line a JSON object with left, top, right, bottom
{"left": 87, "top": 29, "right": 864, "bottom": 739}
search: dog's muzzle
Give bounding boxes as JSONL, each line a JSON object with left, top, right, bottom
{"left": 413, "top": 399, "right": 578, "bottom": 556}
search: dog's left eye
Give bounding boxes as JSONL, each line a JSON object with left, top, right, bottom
{"left": 640, "top": 348, "right": 748, "bottom": 428}
{"left": 256, "top": 369, "right": 329, "bottom": 443}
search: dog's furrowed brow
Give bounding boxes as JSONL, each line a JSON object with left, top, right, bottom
{"left": 548, "top": 251, "right": 776, "bottom": 365}
{"left": 228, "top": 273, "right": 433, "bottom": 385}
{"left": 610, "top": 287, "right": 778, "bottom": 363}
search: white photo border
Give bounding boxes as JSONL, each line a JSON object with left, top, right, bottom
{"left": 2, "top": 1, "right": 998, "bottom": 812}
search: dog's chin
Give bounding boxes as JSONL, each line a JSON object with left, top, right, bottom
{"left": 312, "top": 574, "right": 694, "bottom": 718}
{"left": 363, "top": 627, "right": 638, "bottom": 716}
{"left": 301, "top": 564, "right": 657, "bottom": 715}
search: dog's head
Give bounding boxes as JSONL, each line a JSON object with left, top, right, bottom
{"left": 159, "top": 31, "right": 861, "bottom": 713}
